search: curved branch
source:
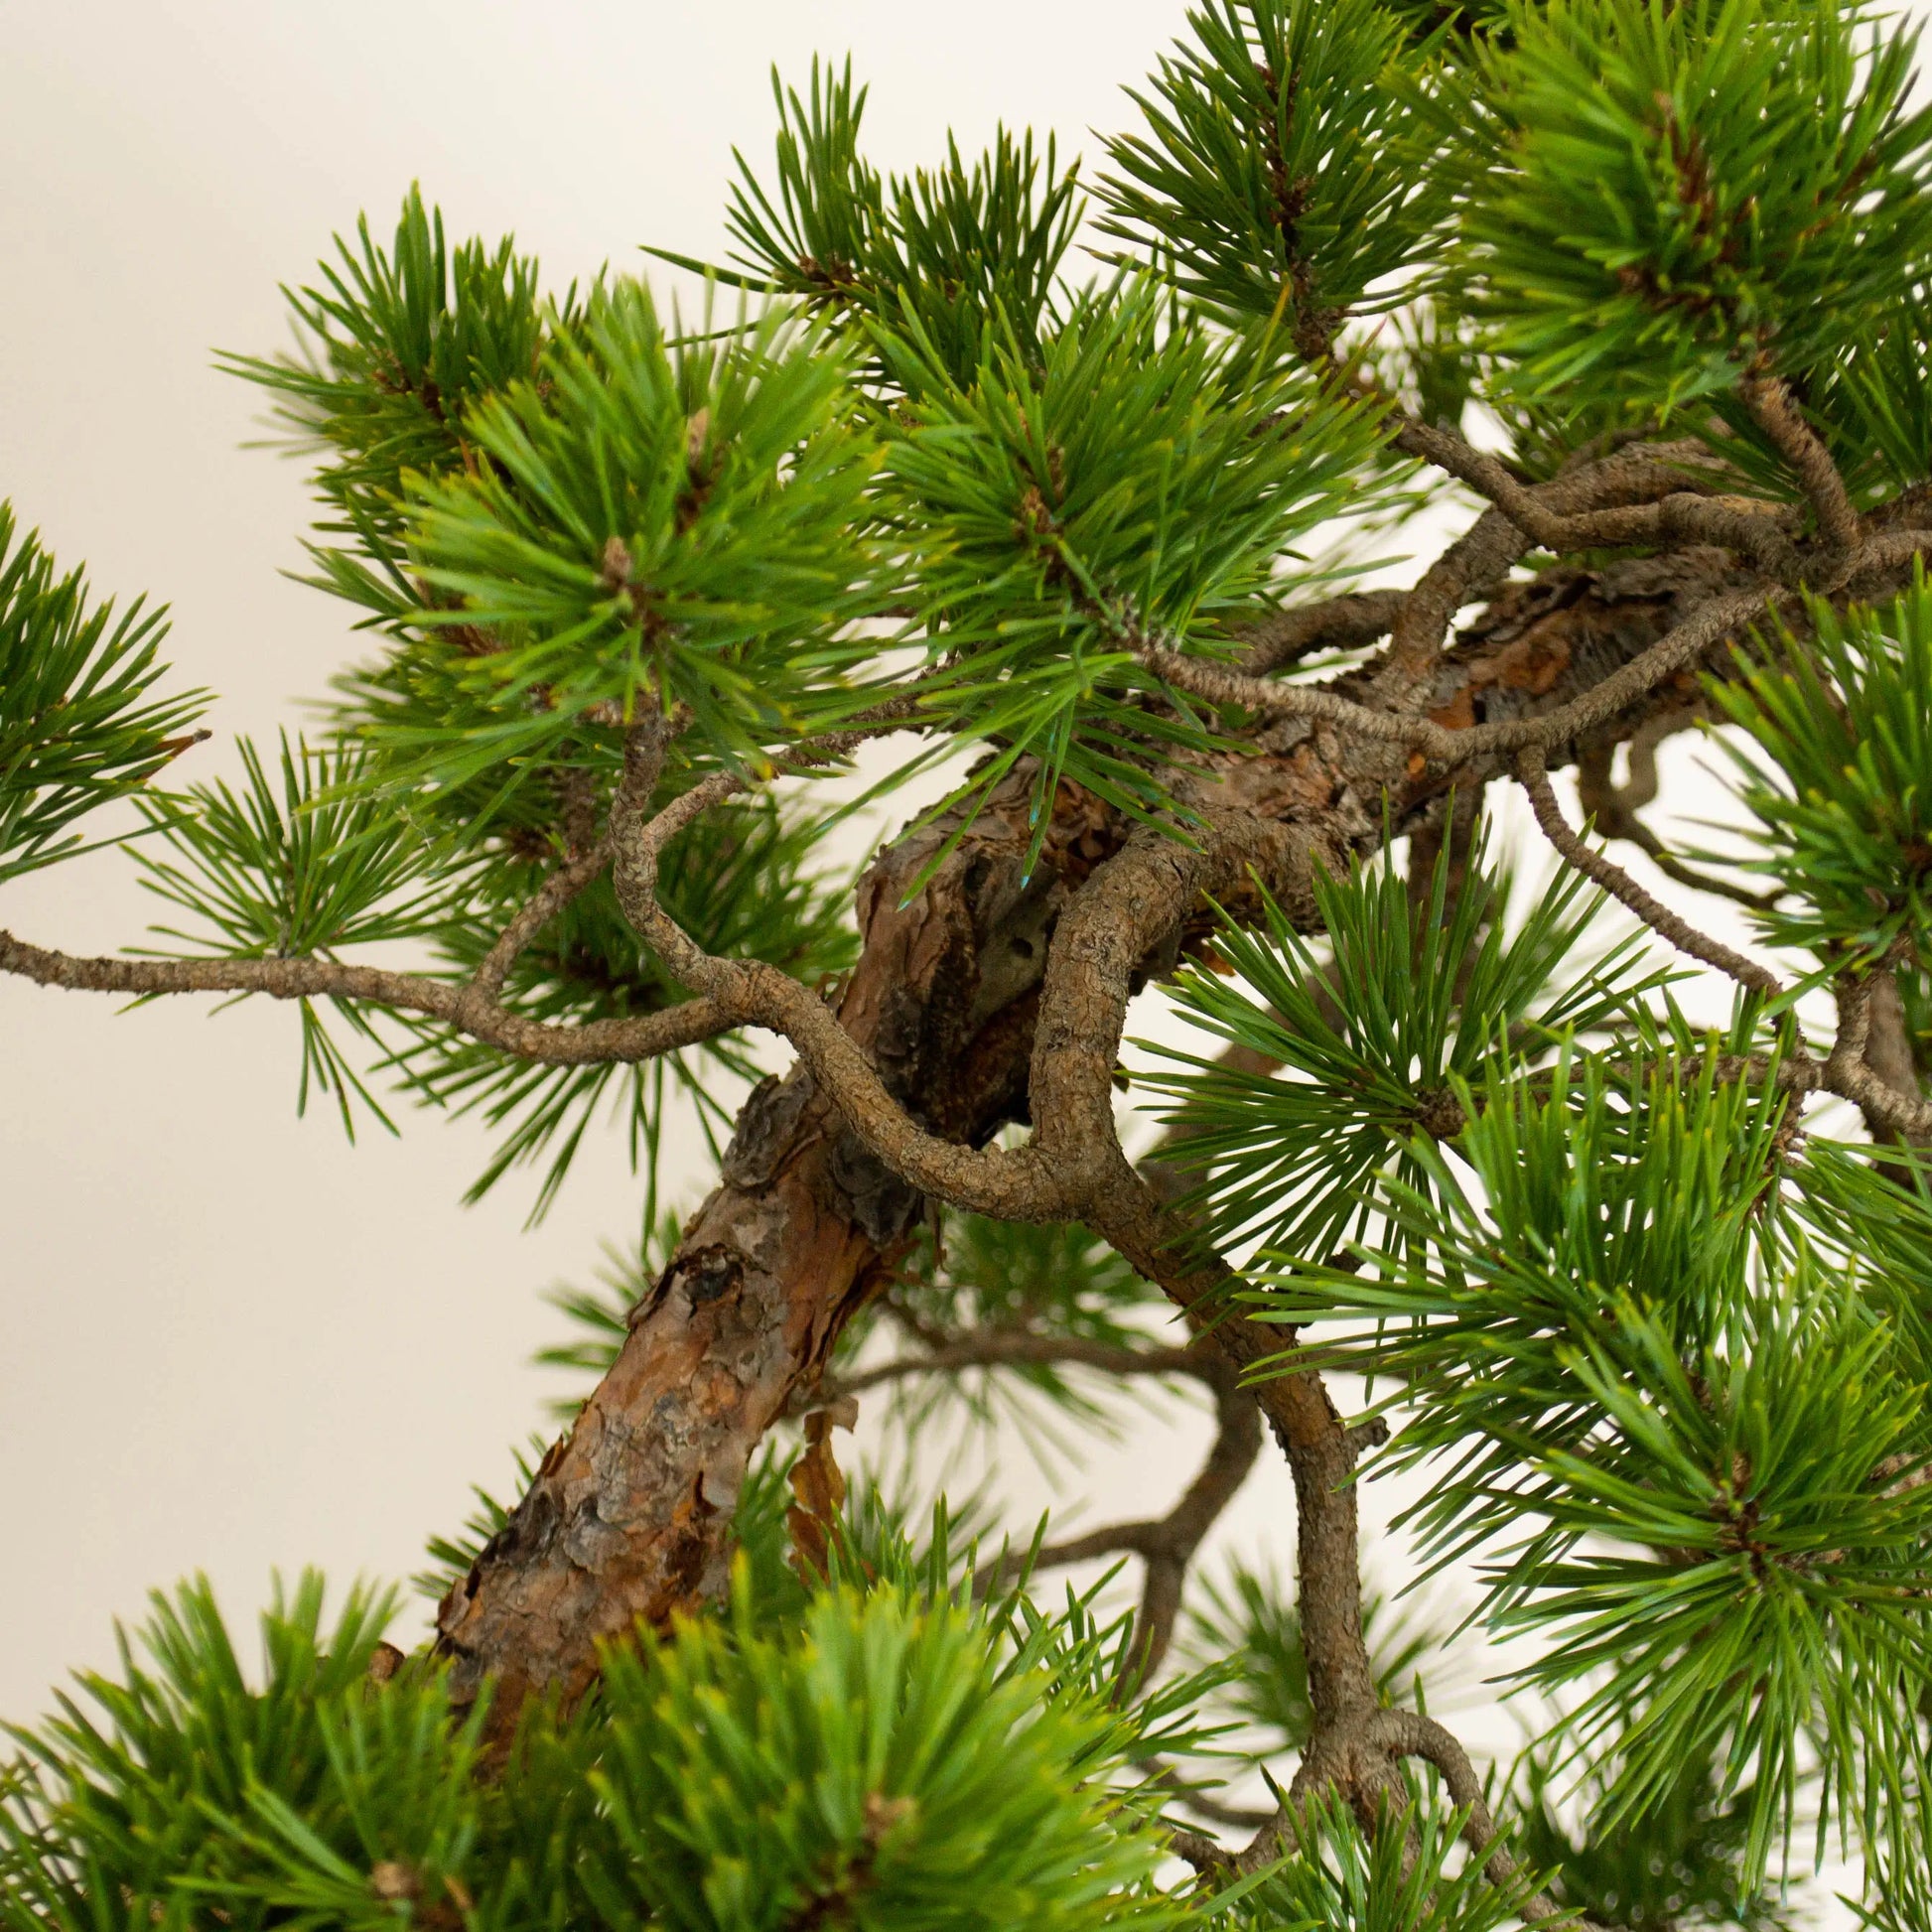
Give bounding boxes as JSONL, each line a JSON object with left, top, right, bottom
{"left": 1824, "top": 966, "right": 1932, "bottom": 1142}
{"left": 1576, "top": 742, "right": 1779, "bottom": 913}
{"left": 1384, "top": 507, "right": 1527, "bottom": 680}
{"left": 1019, "top": 826, "right": 1386, "bottom": 1726}
{"left": 1376, "top": 438, "right": 1725, "bottom": 684}
{"left": 1234, "top": 589, "right": 1408, "bottom": 676}
{"left": 0, "top": 927, "right": 733, "bottom": 1066}
{"left": 1368, "top": 1708, "right": 1602, "bottom": 1932}
{"left": 1515, "top": 746, "right": 1786, "bottom": 1000}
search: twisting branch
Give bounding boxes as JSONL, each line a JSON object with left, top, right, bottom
{"left": 606, "top": 718, "right": 1074, "bottom": 1223}
{"left": 0, "top": 694, "right": 940, "bottom": 1073}
{"left": 1525, "top": 755, "right": 1932, "bottom": 1142}
{"left": 1854, "top": 966, "right": 1932, "bottom": 1158}
{"left": 1516, "top": 745, "right": 1786, "bottom": 1001}
{"left": 1367, "top": 1708, "right": 1603, "bottom": 1932}
{"left": 1739, "top": 372, "right": 1860, "bottom": 557}
{"left": 1391, "top": 412, "right": 1805, "bottom": 583}
{"left": 1384, "top": 506, "right": 1527, "bottom": 680}
{"left": 1575, "top": 742, "right": 1779, "bottom": 913}
{"left": 1138, "top": 587, "right": 1783, "bottom": 764}
{"left": 1378, "top": 435, "right": 1729, "bottom": 682}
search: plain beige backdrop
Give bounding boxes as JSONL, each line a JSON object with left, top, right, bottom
{"left": 0, "top": 4, "right": 1895, "bottom": 1914}
{"left": 0, "top": 0, "right": 1216, "bottom": 1717}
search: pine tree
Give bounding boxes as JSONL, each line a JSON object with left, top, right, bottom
{"left": 8, "top": 0, "right": 1932, "bottom": 1923}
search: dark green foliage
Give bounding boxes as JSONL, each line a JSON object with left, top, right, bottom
{"left": 0, "top": 1575, "right": 463, "bottom": 1932}
{"left": 1253, "top": 1050, "right": 1794, "bottom": 1529}
{"left": 1795, "top": 1140, "right": 1932, "bottom": 1385}
{"left": 1824, "top": 290, "right": 1932, "bottom": 500}
{"left": 1376, "top": 0, "right": 1514, "bottom": 44}
{"left": 0, "top": 1568, "right": 1204, "bottom": 1932}
{"left": 901, "top": 1214, "right": 1165, "bottom": 1349}
{"left": 1451, "top": 0, "right": 1932, "bottom": 416}
{"left": 886, "top": 279, "right": 1381, "bottom": 857}
{"left": 135, "top": 734, "right": 450, "bottom": 962}
{"left": 1246, "top": 1050, "right": 1932, "bottom": 1884}
{"left": 133, "top": 733, "right": 458, "bottom": 1136}
{"left": 1098, "top": 0, "right": 1449, "bottom": 349}
{"left": 1143, "top": 832, "right": 1658, "bottom": 1267}
{"left": 221, "top": 186, "right": 553, "bottom": 561}
{"left": 0, "top": 507, "right": 207, "bottom": 886}
{"left": 1494, "top": 1271, "right": 1932, "bottom": 1883}
{"left": 1712, "top": 581, "right": 1932, "bottom": 964}
{"left": 404, "top": 281, "right": 881, "bottom": 780}
{"left": 694, "top": 61, "right": 1083, "bottom": 393}
{"left": 582, "top": 1586, "right": 1180, "bottom": 1932}
{"left": 19, "top": 0, "right": 1932, "bottom": 1917}
{"left": 1510, "top": 1745, "right": 1801, "bottom": 1932}
{"left": 1852, "top": 1759, "right": 1932, "bottom": 1932}
{"left": 124, "top": 716, "right": 855, "bottom": 1204}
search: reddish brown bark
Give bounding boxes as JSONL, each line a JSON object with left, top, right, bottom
{"left": 433, "top": 773, "right": 1121, "bottom": 1712}
{"left": 433, "top": 548, "right": 1758, "bottom": 1718}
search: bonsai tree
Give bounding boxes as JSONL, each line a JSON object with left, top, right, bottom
{"left": 4, "top": 0, "right": 1931, "bottom": 1923}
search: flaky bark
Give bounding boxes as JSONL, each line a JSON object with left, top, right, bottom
{"left": 432, "top": 774, "right": 1122, "bottom": 1710}
{"left": 431, "top": 543, "right": 1774, "bottom": 1717}
{"left": 14, "top": 431, "right": 1930, "bottom": 1832}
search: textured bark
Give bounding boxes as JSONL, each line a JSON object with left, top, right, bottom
{"left": 435, "top": 544, "right": 1765, "bottom": 1716}
{"left": 1861, "top": 966, "right": 1932, "bottom": 1171}
{"left": 434, "top": 773, "right": 1120, "bottom": 1712}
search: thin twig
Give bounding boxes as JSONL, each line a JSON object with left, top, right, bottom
{"left": 827, "top": 1330, "right": 1216, "bottom": 1397}
{"left": 1576, "top": 745, "right": 1779, "bottom": 913}
{"left": 468, "top": 839, "right": 613, "bottom": 1006}
{"left": 1233, "top": 589, "right": 1409, "bottom": 676}
{"left": 975, "top": 1365, "right": 1262, "bottom": 1679}
{"left": 0, "top": 928, "right": 732, "bottom": 1067}
{"left": 1141, "top": 1758, "right": 1275, "bottom": 1832}
{"left": 1516, "top": 746, "right": 1785, "bottom": 1000}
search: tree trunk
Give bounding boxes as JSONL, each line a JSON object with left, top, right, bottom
{"left": 435, "top": 546, "right": 1748, "bottom": 1717}
{"left": 434, "top": 773, "right": 1122, "bottom": 1712}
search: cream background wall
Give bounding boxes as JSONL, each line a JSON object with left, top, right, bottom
{"left": 0, "top": 5, "right": 1894, "bottom": 1915}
